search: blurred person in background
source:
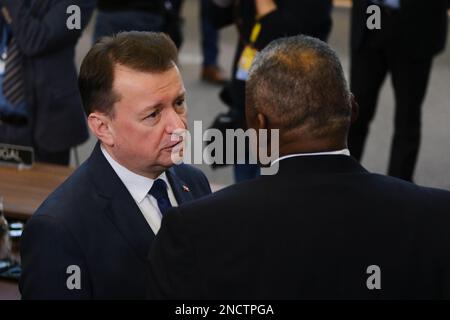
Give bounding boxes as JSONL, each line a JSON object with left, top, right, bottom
{"left": 208, "top": 0, "right": 333, "bottom": 182}
{"left": 348, "top": 0, "right": 450, "bottom": 182}
{"left": 94, "top": 0, "right": 185, "bottom": 48}
{"left": 200, "top": 0, "right": 227, "bottom": 84}
{"left": 0, "top": 0, "right": 95, "bottom": 165}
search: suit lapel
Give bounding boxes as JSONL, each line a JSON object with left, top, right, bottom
{"left": 107, "top": 189, "right": 155, "bottom": 261}
{"left": 88, "top": 143, "right": 155, "bottom": 262}
{"left": 166, "top": 166, "right": 194, "bottom": 205}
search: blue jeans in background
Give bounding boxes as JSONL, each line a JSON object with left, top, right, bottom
{"left": 200, "top": 0, "right": 219, "bottom": 67}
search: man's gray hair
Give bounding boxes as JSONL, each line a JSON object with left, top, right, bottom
{"left": 246, "top": 35, "right": 352, "bottom": 138}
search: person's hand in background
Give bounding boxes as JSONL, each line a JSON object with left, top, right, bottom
{"left": 255, "top": 0, "right": 277, "bottom": 19}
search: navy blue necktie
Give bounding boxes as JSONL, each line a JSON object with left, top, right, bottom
{"left": 149, "top": 179, "right": 172, "bottom": 215}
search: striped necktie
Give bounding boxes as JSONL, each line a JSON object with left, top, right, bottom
{"left": 3, "top": 35, "right": 24, "bottom": 106}
{"left": 2, "top": 0, "right": 47, "bottom": 107}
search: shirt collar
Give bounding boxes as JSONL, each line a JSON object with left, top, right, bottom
{"left": 272, "top": 148, "right": 350, "bottom": 166}
{"left": 100, "top": 144, "right": 169, "bottom": 204}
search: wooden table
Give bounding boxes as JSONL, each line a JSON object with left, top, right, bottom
{"left": 0, "top": 163, "right": 73, "bottom": 221}
{"left": 0, "top": 163, "right": 73, "bottom": 300}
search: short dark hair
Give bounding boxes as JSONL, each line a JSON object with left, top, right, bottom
{"left": 78, "top": 31, "right": 178, "bottom": 116}
{"left": 246, "top": 35, "right": 351, "bottom": 138}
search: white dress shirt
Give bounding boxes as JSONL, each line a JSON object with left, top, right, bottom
{"left": 272, "top": 148, "right": 351, "bottom": 166}
{"left": 101, "top": 145, "right": 178, "bottom": 235}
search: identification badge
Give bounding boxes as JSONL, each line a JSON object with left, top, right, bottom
{"left": 235, "top": 45, "right": 258, "bottom": 81}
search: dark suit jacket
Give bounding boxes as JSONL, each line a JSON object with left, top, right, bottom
{"left": 351, "top": 0, "right": 449, "bottom": 58}
{"left": 19, "top": 143, "right": 212, "bottom": 299}
{"left": 148, "top": 155, "right": 450, "bottom": 299}
{"left": 1, "top": 0, "right": 95, "bottom": 151}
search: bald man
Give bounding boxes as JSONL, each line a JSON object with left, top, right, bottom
{"left": 147, "top": 35, "right": 450, "bottom": 299}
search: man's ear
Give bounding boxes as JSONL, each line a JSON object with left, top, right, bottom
{"left": 87, "top": 112, "right": 114, "bottom": 146}
{"left": 256, "top": 112, "right": 268, "bottom": 131}
{"left": 245, "top": 103, "right": 268, "bottom": 131}
{"left": 350, "top": 93, "right": 359, "bottom": 124}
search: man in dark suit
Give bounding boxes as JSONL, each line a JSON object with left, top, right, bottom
{"left": 348, "top": 0, "right": 450, "bottom": 182}
{"left": 147, "top": 35, "right": 450, "bottom": 299}
{"left": 0, "top": 0, "right": 95, "bottom": 165}
{"left": 19, "top": 32, "right": 212, "bottom": 299}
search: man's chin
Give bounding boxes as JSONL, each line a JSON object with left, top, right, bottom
{"left": 162, "top": 144, "right": 184, "bottom": 165}
{"left": 158, "top": 154, "right": 181, "bottom": 168}
{"left": 143, "top": 161, "right": 172, "bottom": 178}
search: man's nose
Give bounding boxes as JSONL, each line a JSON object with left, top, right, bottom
{"left": 165, "top": 107, "right": 186, "bottom": 133}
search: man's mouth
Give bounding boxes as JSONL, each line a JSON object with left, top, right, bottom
{"left": 163, "top": 140, "right": 183, "bottom": 150}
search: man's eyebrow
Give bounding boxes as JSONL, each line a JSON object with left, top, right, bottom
{"left": 174, "top": 91, "right": 186, "bottom": 101}
{"left": 139, "top": 91, "right": 186, "bottom": 116}
{"left": 140, "top": 103, "right": 163, "bottom": 116}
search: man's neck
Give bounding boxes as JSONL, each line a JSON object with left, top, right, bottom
{"left": 278, "top": 136, "right": 348, "bottom": 158}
